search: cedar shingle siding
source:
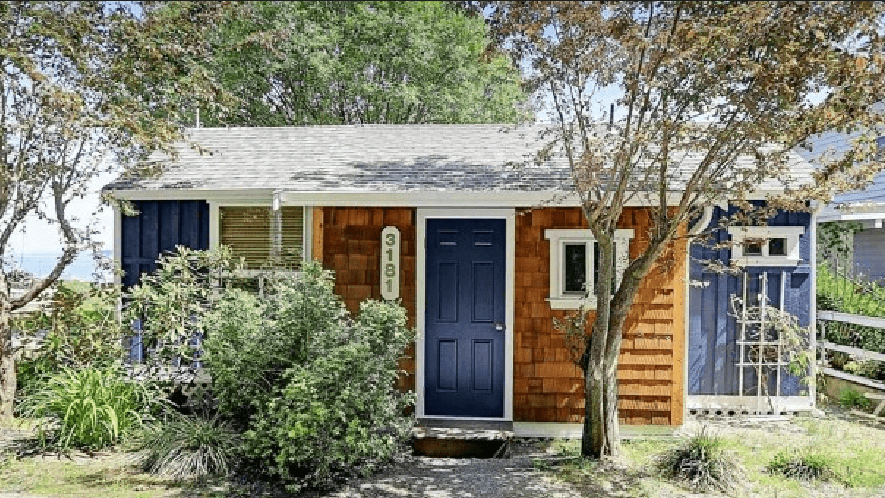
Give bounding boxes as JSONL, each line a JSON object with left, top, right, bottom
{"left": 513, "top": 208, "right": 685, "bottom": 426}
{"left": 321, "top": 207, "right": 417, "bottom": 393}
{"left": 319, "top": 206, "right": 685, "bottom": 426}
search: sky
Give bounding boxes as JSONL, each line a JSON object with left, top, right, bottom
{"left": 8, "top": 173, "right": 116, "bottom": 257}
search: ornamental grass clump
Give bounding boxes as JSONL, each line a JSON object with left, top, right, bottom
{"left": 20, "top": 367, "right": 155, "bottom": 452}
{"left": 137, "top": 413, "right": 240, "bottom": 479}
{"left": 656, "top": 427, "right": 745, "bottom": 493}
{"left": 767, "top": 448, "right": 840, "bottom": 482}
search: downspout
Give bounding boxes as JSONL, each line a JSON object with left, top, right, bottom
{"left": 682, "top": 205, "right": 715, "bottom": 422}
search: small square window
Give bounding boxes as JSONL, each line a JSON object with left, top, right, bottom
{"left": 768, "top": 237, "right": 786, "bottom": 256}
{"left": 544, "top": 229, "right": 635, "bottom": 309}
{"left": 727, "top": 226, "right": 805, "bottom": 267}
{"left": 563, "top": 243, "right": 586, "bottom": 294}
{"left": 743, "top": 241, "right": 763, "bottom": 256}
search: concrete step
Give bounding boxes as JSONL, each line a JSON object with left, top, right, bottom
{"left": 412, "top": 422, "right": 513, "bottom": 458}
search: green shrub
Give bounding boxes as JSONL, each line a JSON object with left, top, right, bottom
{"left": 838, "top": 387, "right": 872, "bottom": 410}
{"left": 137, "top": 413, "right": 240, "bottom": 479}
{"left": 767, "top": 448, "right": 840, "bottom": 482}
{"left": 203, "top": 262, "right": 414, "bottom": 492}
{"left": 19, "top": 367, "right": 157, "bottom": 452}
{"left": 817, "top": 264, "right": 885, "bottom": 318}
{"left": 13, "top": 281, "right": 124, "bottom": 398}
{"left": 656, "top": 427, "right": 745, "bottom": 493}
{"left": 844, "top": 360, "right": 885, "bottom": 381}
{"left": 124, "top": 246, "right": 239, "bottom": 367}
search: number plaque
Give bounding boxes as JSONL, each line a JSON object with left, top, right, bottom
{"left": 381, "top": 226, "right": 400, "bottom": 300}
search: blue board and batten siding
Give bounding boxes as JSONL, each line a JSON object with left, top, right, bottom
{"left": 688, "top": 206, "right": 812, "bottom": 397}
{"left": 121, "top": 200, "right": 209, "bottom": 362}
{"left": 121, "top": 200, "right": 210, "bottom": 287}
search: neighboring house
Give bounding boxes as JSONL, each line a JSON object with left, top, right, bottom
{"left": 818, "top": 174, "right": 885, "bottom": 280}
{"left": 810, "top": 133, "right": 885, "bottom": 280}
{"left": 103, "top": 125, "right": 817, "bottom": 435}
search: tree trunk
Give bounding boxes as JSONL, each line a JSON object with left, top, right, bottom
{"left": 582, "top": 234, "right": 617, "bottom": 458}
{"left": 582, "top": 357, "right": 606, "bottom": 456}
{"left": 0, "top": 306, "right": 15, "bottom": 424}
{"left": 581, "top": 230, "right": 670, "bottom": 458}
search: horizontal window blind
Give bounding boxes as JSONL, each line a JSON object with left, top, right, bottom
{"left": 219, "top": 206, "right": 304, "bottom": 269}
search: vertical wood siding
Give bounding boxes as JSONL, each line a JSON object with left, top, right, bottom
{"left": 121, "top": 200, "right": 209, "bottom": 287}
{"left": 688, "top": 206, "right": 812, "bottom": 397}
{"left": 321, "top": 207, "right": 417, "bottom": 392}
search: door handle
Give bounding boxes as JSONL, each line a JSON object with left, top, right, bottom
{"left": 494, "top": 322, "right": 505, "bottom": 331}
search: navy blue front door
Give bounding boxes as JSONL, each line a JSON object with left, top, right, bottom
{"left": 425, "top": 219, "right": 506, "bottom": 417}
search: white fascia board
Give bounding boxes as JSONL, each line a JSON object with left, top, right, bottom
{"left": 278, "top": 191, "right": 694, "bottom": 207}
{"left": 106, "top": 188, "right": 276, "bottom": 203}
{"left": 108, "top": 187, "right": 786, "bottom": 207}
{"left": 817, "top": 211, "right": 885, "bottom": 223}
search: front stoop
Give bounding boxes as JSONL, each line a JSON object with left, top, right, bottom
{"left": 413, "top": 420, "right": 513, "bottom": 458}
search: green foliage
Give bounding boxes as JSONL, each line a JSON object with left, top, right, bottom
{"left": 838, "top": 387, "right": 873, "bottom": 410}
{"left": 137, "top": 413, "right": 240, "bottom": 479}
{"left": 124, "top": 247, "right": 239, "bottom": 367}
{"left": 203, "top": 1, "right": 527, "bottom": 126}
{"left": 817, "top": 265, "right": 885, "bottom": 367}
{"left": 18, "top": 367, "right": 158, "bottom": 452}
{"left": 767, "top": 448, "right": 840, "bottom": 482}
{"left": 843, "top": 359, "right": 885, "bottom": 381}
{"left": 13, "top": 282, "right": 124, "bottom": 397}
{"left": 203, "top": 261, "right": 414, "bottom": 492}
{"left": 817, "top": 222, "right": 863, "bottom": 268}
{"left": 817, "top": 264, "right": 885, "bottom": 319}
{"left": 656, "top": 427, "right": 746, "bottom": 493}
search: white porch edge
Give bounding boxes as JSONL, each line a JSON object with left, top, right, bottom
{"left": 514, "top": 422, "right": 583, "bottom": 438}
{"left": 513, "top": 422, "right": 678, "bottom": 439}
{"left": 416, "top": 208, "right": 515, "bottom": 422}
{"left": 687, "top": 395, "right": 814, "bottom": 412}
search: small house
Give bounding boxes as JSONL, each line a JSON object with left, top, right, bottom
{"left": 104, "top": 125, "right": 817, "bottom": 436}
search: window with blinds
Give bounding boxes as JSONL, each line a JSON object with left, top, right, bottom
{"left": 219, "top": 206, "right": 304, "bottom": 269}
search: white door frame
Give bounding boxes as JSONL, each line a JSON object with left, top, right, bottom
{"left": 416, "top": 208, "right": 515, "bottom": 421}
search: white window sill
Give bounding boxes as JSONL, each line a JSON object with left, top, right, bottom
{"left": 546, "top": 296, "right": 598, "bottom": 310}
{"left": 732, "top": 257, "right": 801, "bottom": 267}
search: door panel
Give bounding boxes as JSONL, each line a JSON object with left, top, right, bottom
{"left": 425, "top": 219, "right": 506, "bottom": 417}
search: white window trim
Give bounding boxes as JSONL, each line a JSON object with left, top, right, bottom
{"left": 209, "top": 201, "right": 312, "bottom": 267}
{"left": 544, "top": 228, "right": 635, "bottom": 310}
{"left": 727, "top": 226, "right": 804, "bottom": 267}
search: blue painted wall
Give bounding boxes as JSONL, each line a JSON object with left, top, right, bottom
{"left": 121, "top": 200, "right": 209, "bottom": 288}
{"left": 121, "top": 200, "right": 209, "bottom": 362}
{"left": 688, "top": 206, "right": 812, "bottom": 396}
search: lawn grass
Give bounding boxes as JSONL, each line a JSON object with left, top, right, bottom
{"left": 0, "top": 452, "right": 227, "bottom": 498}
{"left": 549, "top": 416, "right": 885, "bottom": 497}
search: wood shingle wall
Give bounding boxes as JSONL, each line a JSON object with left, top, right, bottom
{"left": 513, "top": 207, "right": 686, "bottom": 426}
{"left": 318, "top": 205, "right": 685, "bottom": 426}
{"left": 319, "top": 207, "right": 417, "bottom": 393}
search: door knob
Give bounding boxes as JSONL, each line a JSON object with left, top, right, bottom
{"left": 494, "top": 322, "right": 505, "bottom": 331}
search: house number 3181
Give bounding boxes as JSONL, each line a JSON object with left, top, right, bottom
{"left": 380, "top": 226, "right": 400, "bottom": 300}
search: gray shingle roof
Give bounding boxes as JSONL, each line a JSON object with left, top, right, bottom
{"left": 797, "top": 131, "right": 885, "bottom": 211}
{"left": 103, "top": 124, "right": 812, "bottom": 195}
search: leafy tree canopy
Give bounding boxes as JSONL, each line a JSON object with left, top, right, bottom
{"left": 486, "top": 0, "right": 885, "bottom": 459}
{"left": 203, "top": 1, "right": 528, "bottom": 126}
{"left": 0, "top": 0, "right": 232, "bottom": 421}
